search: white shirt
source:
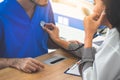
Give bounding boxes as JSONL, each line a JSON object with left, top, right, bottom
{"left": 83, "top": 28, "right": 120, "bottom": 80}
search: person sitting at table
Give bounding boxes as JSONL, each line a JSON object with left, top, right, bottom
{"left": 44, "top": 0, "right": 120, "bottom": 79}
{"left": 0, "top": 0, "right": 60, "bottom": 73}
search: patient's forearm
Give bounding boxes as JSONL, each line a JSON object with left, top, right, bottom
{"left": 0, "top": 58, "right": 18, "bottom": 69}
{"left": 0, "top": 58, "right": 10, "bottom": 69}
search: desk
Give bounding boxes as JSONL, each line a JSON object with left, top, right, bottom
{"left": 0, "top": 49, "right": 82, "bottom": 80}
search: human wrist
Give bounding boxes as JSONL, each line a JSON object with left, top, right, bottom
{"left": 0, "top": 58, "right": 9, "bottom": 69}
{"left": 84, "top": 34, "right": 93, "bottom": 48}
{"left": 52, "top": 37, "right": 70, "bottom": 49}
{"left": 0, "top": 58, "right": 15, "bottom": 68}
{"left": 85, "top": 33, "right": 94, "bottom": 41}
{"left": 84, "top": 40, "right": 92, "bottom": 48}
{"left": 85, "top": 33, "right": 94, "bottom": 38}
{"left": 53, "top": 37, "right": 61, "bottom": 43}
{"left": 7, "top": 58, "right": 18, "bottom": 68}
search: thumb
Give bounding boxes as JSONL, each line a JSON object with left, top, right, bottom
{"left": 97, "top": 11, "right": 106, "bottom": 24}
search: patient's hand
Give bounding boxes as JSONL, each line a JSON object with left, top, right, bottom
{"left": 9, "top": 58, "right": 44, "bottom": 73}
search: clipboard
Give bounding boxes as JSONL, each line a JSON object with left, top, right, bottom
{"left": 64, "top": 60, "right": 81, "bottom": 77}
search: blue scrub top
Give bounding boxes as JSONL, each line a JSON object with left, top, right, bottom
{"left": 0, "top": 0, "right": 55, "bottom": 58}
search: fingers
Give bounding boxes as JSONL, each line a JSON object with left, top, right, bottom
{"left": 87, "top": 12, "right": 101, "bottom": 20}
{"left": 28, "top": 61, "right": 42, "bottom": 72}
{"left": 85, "top": 11, "right": 106, "bottom": 27}
{"left": 43, "top": 23, "right": 59, "bottom": 40}
{"left": 43, "top": 23, "right": 56, "bottom": 34}
{"left": 84, "top": 16, "right": 88, "bottom": 24}
{"left": 27, "top": 64, "right": 37, "bottom": 72}
{"left": 22, "top": 68, "right": 32, "bottom": 73}
{"left": 22, "top": 64, "right": 36, "bottom": 73}
{"left": 44, "top": 23, "right": 55, "bottom": 30}
{"left": 23, "top": 62, "right": 44, "bottom": 73}
{"left": 18, "top": 58, "right": 45, "bottom": 73}
{"left": 43, "top": 26, "right": 52, "bottom": 34}
{"left": 91, "top": 13, "right": 100, "bottom": 21}
{"left": 30, "top": 58, "right": 45, "bottom": 69}
{"left": 45, "top": 23, "right": 54, "bottom": 26}
{"left": 97, "top": 11, "right": 106, "bottom": 24}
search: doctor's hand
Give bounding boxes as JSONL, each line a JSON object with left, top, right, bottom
{"left": 9, "top": 58, "right": 44, "bottom": 73}
{"left": 43, "top": 23, "right": 60, "bottom": 42}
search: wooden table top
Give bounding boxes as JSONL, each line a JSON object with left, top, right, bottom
{"left": 0, "top": 49, "right": 82, "bottom": 80}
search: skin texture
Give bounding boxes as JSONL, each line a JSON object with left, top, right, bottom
{"left": 34, "top": 0, "right": 48, "bottom": 6}
{"left": 84, "top": 0, "right": 104, "bottom": 48}
{"left": 84, "top": 12, "right": 106, "bottom": 48}
{"left": 84, "top": 0, "right": 112, "bottom": 48}
{"left": 93, "top": 0, "right": 111, "bottom": 27}
{"left": 43, "top": 23, "right": 80, "bottom": 49}
{"left": 0, "top": 0, "right": 49, "bottom": 73}
{"left": 17, "top": 0, "right": 48, "bottom": 18}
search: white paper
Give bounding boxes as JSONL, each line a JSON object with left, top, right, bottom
{"left": 65, "top": 61, "right": 81, "bottom": 76}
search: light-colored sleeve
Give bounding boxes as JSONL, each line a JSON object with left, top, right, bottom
{"left": 83, "top": 51, "right": 120, "bottom": 80}
{"left": 82, "top": 46, "right": 120, "bottom": 80}
{"left": 81, "top": 28, "right": 120, "bottom": 80}
{"left": 78, "top": 47, "right": 96, "bottom": 77}
{"left": 81, "top": 48, "right": 96, "bottom": 71}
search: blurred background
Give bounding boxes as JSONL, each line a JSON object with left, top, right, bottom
{"left": 48, "top": 0, "right": 95, "bottom": 52}
{"left": 50, "top": 0, "right": 94, "bottom": 30}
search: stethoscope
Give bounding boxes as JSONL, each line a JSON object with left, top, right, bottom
{"left": 40, "top": 21, "right": 46, "bottom": 28}
{"left": 0, "top": 0, "right": 7, "bottom": 7}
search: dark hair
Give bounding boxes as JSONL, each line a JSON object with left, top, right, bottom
{"left": 103, "top": 0, "right": 120, "bottom": 33}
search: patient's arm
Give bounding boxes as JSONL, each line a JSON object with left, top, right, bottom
{"left": 43, "top": 23, "right": 84, "bottom": 58}
{"left": 0, "top": 58, "right": 44, "bottom": 73}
